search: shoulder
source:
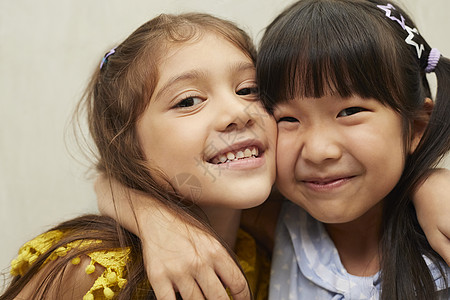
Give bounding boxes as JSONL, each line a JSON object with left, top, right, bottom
{"left": 423, "top": 255, "right": 450, "bottom": 292}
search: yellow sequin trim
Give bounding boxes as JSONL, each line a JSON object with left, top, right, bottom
{"left": 10, "top": 230, "right": 64, "bottom": 277}
{"left": 10, "top": 230, "right": 130, "bottom": 300}
{"left": 11, "top": 229, "right": 269, "bottom": 299}
{"left": 83, "top": 248, "right": 130, "bottom": 300}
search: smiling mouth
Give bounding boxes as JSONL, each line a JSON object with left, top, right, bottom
{"left": 208, "top": 146, "right": 260, "bottom": 164}
{"left": 302, "top": 176, "right": 356, "bottom": 190}
{"left": 307, "top": 178, "right": 343, "bottom": 185}
{"left": 308, "top": 176, "right": 354, "bottom": 183}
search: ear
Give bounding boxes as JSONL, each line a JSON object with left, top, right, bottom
{"left": 409, "top": 98, "right": 434, "bottom": 153}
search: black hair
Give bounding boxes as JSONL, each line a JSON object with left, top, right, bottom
{"left": 257, "top": 0, "right": 450, "bottom": 299}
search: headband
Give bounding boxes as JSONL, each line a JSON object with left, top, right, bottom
{"left": 377, "top": 3, "right": 441, "bottom": 73}
{"left": 100, "top": 47, "right": 117, "bottom": 70}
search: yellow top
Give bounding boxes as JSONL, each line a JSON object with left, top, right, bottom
{"left": 11, "top": 228, "right": 270, "bottom": 299}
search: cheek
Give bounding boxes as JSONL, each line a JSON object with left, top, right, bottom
{"left": 139, "top": 118, "right": 200, "bottom": 175}
{"left": 253, "top": 103, "right": 278, "bottom": 145}
{"left": 352, "top": 119, "right": 406, "bottom": 192}
{"left": 276, "top": 131, "right": 299, "bottom": 182}
{"left": 266, "top": 118, "right": 278, "bottom": 146}
{"left": 275, "top": 138, "right": 304, "bottom": 206}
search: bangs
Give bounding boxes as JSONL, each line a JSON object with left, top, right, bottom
{"left": 258, "top": 0, "right": 402, "bottom": 111}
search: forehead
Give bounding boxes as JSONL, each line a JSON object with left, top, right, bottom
{"left": 161, "top": 33, "right": 250, "bottom": 70}
{"left": 151, "top": 33, "right": 254, "bottom": 101}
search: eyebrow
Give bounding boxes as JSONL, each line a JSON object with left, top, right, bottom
{"left": 154, "top": 61, "right": 255, "bottom": 102}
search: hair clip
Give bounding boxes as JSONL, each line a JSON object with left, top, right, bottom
{"left": 377, "top": 3, "right": 424, "bottom": 59}
{"left": 100, "top": 47, "right": 117, "bottom": 70}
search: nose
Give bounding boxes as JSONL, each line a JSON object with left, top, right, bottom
{"left": 215, "top": 94, "right": 256, "bottom": 132}
{"left": 301, "top": 124, "right": 342, "bottom": 165}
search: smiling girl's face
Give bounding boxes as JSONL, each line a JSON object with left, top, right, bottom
{"left": 137, "top": 32, "right": 277, "bottom": 209}
{"left": 274, "top": 94, "right": 408, "bottom": 224}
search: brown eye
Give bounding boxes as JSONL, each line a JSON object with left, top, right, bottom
{"left": 174, "top": 97, "right": 203, "bottom": 108}
{"left": 338, "top": 107, "right": 366, "bottom": 117}
{"left": 236, "top": 87, "right": 258, "bottom": 96}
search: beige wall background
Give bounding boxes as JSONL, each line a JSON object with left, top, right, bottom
{"left": 1, "top": 0, "right": 449, "bottom": 282}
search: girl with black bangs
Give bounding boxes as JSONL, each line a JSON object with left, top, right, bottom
{"left": 257, "top": 0, "right": 450, "bottom": 299}
{"left": 87, "top": 1, "right": 450, "bottom": 299}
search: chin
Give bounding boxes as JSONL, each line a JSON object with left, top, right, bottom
{"left": 246, "top": 186, "right": 273, "bottom": 207}
{"left": 314, "top": 215, "right": 350, "bottom": 224}
{"left": 227, "top": 185, "right": 272, "bottom": 209}
{"left": 307, "top": 207, "right": 359, "bottom": 224}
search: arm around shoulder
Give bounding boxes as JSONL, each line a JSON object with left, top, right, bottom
{"left": 413, "top": 168, "right": 450, "bottom": 266}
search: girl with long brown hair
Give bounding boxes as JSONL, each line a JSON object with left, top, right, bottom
{"left": 1, "top": 12, "right": 277, "bottom": 299}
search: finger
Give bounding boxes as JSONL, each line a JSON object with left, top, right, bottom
{"left": 148, "top": 276, "right": 177, "bottom": 300}
{"left": 214, "top": 260, "right": 250, "bottom": 300}
{"left": 225, "top": 280, "right": 251, "bottom": 300}
{"left": 175, "top": 278, "right": 205, "bottom": 300}
{"left": 195, "top": 268, "right": 230, "bottom": 300}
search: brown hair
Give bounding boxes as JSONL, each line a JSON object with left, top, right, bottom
{"left": 257, "top": 0, "right": 449, "bottom": 299}
{"left": 88, "top": 12, "right": 256, "bottom": 197}
{"left": 1, "top": 13, "right": 256, "bottom": 300}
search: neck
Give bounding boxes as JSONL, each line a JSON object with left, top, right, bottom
{"left": 200, "top": 206, "right": 241, "bottom": 249}
{"left": 324, "top": 203, "right": 383, "bottom": 277}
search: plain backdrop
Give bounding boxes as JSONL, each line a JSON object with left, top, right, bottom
{"left": 1, "top": 0, "right": 449, "bottom": 285}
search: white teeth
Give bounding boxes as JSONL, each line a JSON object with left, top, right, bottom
{"left": 211, "top": 147, "right": 260, "bottom": 164}
{"left": 226, "top": 152, "right": 236, "bottom": 160}
{"left": 244, "top": 148, "right": 252, "bottom": 158}
{"left": 236, "top": 151, "right": 244, "bottom": 159}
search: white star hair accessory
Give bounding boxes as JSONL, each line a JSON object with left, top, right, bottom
{"left": 404, "top": 26, "right": 425, "bottom": 59}
{"left": 377, "top": 3, "right": 425, "bottom": 59}
{"left": 377, "top": 3, "right": 406, "bottom": 29}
